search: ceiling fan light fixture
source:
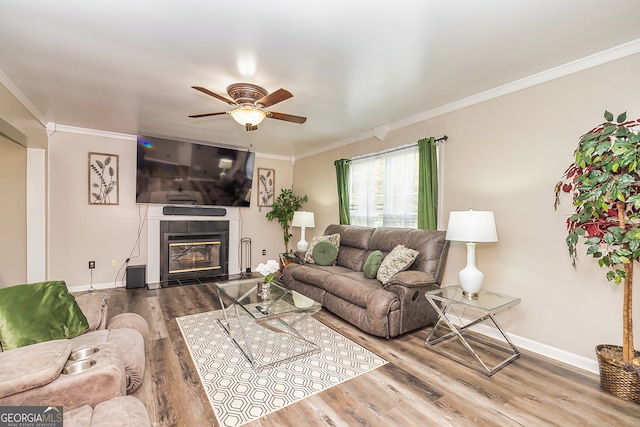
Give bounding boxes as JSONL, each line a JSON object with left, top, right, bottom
{"left": 229, "top": 106, "right": 266, "bottom": 126}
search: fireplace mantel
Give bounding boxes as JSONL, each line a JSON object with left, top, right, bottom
{"left": 146, "top": 205, "right": 240, "bottom": 285}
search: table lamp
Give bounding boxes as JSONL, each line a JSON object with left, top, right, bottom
{"left": 445, "top": 210, "right": 498, "bottom": 299}
{"left": 292, "top": 211, "right": 315, "bottom": 251}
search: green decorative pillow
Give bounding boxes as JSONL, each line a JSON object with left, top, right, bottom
{"left": 304, "top": 233, "right": 341, "bottom": 264}
{"left": 376, "top": 244, "right": 419, "bottom": 284}
{"left": 0, "top": 281, "right": 89, "bottom": 350}
{"left": 312, "top": 241, "right": 339, "bottom": 266}
{"left": 363, "top": 250, "right": 384, "bottom": 279}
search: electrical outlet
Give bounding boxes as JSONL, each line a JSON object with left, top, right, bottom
{"left": 262, "top": 249, "right": 266, "bottom": 255}
{"left": 88, "top": 261, "right": 95, "bottom": 269}
{"left": 112, "top": 259, "right": 117, "bottom": 267}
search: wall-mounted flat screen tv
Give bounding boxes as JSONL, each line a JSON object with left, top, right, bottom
{"left": 136, "top": 135, "right": 255, "bottom": 207}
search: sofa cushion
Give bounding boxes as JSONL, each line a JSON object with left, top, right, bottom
{"left": 90, "top": 396, "right": 151, "bottom": 427}
{"left": 369, "top": 227, "right": 448, "bottom": 277}
{"left": 289, "top": 264, "right": 351, "bottom": 289}
{"left": 376, "top": 245, "right": 419, "bottom": 284}
{"left": 0, "top": 339, "right": 71, "bottom": 399}
{"left": 0, "top": 281, "right": 90, "bottom": 350}
{"left": 324, "top": 273, "right": 384, "bottom": 308}
{"left": 325, "top": 224, "right": 376, "bottom": 271}
{"left": 304, "top": 233, "right": 341, "bottom": 264}
{"left": 312, "top": 241, "right": 339, "bottom": 266}
{"left": 363, "top": 250, "right": 384, "bottom": 279}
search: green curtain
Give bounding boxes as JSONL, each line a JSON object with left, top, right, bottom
{"left": 334, "top": 159, "right": 351, "bottom": 225}
{"left": 418, "top": 137, "right": 438, "bottom": 230}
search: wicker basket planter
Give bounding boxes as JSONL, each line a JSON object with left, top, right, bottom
{"left": 596, "top": 344, "right": 640, "bottom": 403}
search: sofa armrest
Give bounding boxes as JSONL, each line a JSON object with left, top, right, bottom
{"left": 75, "top": 293, "right": 108, "bottom": 331}
{"left": 0, "top": 339, "right": 71, "bottom": 399}
{"left": 384, "top": 270, "right": 436, "bottom": 288}
{"left": 383, "top": 272, "right": 441, "bottom": 335}
{"left": 293, "top": 250, "right": 307, "bottom": 264}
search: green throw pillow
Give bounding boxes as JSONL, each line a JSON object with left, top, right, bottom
{"left": 312, "top": 241, "right": 339, "bottom": 266}
{"left": 363, "top": 250, "right": 384, "bottom": 279}
{"left": 0, "top": 280, "right": 89, "bottom": 350}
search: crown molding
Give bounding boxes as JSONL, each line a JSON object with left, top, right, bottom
{"left": 0, "top": 70, "right": 48, "bottom": 126}
{"left": 297, "top": 39, "right": 640, "bottom": 160}
{"left": 46, "top": 123, "right": 290, "bottom": 161}
{"left": 46, "top": 123, "right": 136, "bottom": 140}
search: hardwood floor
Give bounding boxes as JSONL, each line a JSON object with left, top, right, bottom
{"left": 93, "top": 283, "right": 640, "bottom": 426}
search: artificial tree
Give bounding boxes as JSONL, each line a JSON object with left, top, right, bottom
{"left": 266, "top": 188, "right": 308, "bottom": 254}
{"left": 555, "top": 111, "right": 640, "bottom": 399}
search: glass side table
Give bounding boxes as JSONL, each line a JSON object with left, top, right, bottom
{"left": 425, "top": 286, "right": 521, "bottom": 376}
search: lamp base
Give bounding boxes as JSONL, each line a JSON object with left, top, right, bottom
{"left": 296, "top": 239, "right": 309, "bottom": 251}
{"left": 462, "top": 290, "right": 479, "bottom": 299}
{"left": 458, "top": 242, "right": 484, "bottom": 299}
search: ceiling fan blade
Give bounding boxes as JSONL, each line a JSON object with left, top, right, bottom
{"left": 192, "top": 86, "right": 237, "bottom": 106}
{"left": 188, "top": 112, "right": 227, "bottom": 118}
{"left": 256, "top": 88, "right": 293, "bottom": 108}
{"left": 267, "top": 111, "right": 307, "bottom": 124}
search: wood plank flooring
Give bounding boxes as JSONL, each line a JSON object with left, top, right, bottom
{"left": 89, "top": 283, "right": 640, "bottom": 426}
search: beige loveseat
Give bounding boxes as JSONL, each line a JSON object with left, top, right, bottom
{"left": 283, "top": 224, "right": 449, "bottom": 338}
{"left": 0, "top": 284, "right": 150, "bottom": 426}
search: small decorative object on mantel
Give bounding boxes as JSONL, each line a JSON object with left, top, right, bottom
{"left": 88, "top": 152, "right": 119, "bottom": 205}
{"left": 256, "top": 259, "right": 279, "bottom": 297}
{"left": 554, "top": 110, "right": 640, "bottom": 403}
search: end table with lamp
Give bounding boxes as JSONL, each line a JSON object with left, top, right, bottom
{"left": 425, "top": 286, "right": 521, "bottom": 376}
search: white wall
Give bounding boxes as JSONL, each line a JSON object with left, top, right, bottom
{"left": 47, "top": 130, "right": 293, "bottom": 288}
{"left": 293, "top": 53, "right": 640, "bottom": 368}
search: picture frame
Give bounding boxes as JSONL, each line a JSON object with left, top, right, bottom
{"left": 88, "top": 152, "right": 119, "bottom": 205}
{"left": 257, "top": 168, "right": 275, "bottom": 207}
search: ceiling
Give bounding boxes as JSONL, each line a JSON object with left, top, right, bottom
{"left": 1, "top": 1, "right": 640, "bottom": 157}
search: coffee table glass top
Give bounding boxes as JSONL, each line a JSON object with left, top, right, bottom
{"left": 214, "top": 279, "right": 320, "bottom": 321}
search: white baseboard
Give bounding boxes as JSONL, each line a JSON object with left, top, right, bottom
{"left": 448, "top": 318, "right": 598, "bottom": 374}
{"left": 68, "top": 282, "right": 121, "bottom": 293}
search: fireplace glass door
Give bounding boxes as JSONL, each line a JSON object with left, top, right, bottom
{"left": 168, "top": 239, "right": 222, "bottom": 275}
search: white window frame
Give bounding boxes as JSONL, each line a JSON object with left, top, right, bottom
{"left": 349, "top": 142, "right": 442, "bottom": 228}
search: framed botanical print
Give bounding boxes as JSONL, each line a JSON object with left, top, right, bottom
{"left": 257, "top": 168, "right": 275, "bottom": 207}
{"left": 89, "top": 152, "right": 119, "bottom": 205}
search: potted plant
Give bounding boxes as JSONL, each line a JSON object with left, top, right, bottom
{"left": 266, "top": 188, "right": 308, "bottom": 267}
{"left": 554, "top": 110, "right": 640, "bottom": 403}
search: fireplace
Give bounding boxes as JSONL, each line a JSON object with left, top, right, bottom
{"left": 160, "top": 220, "right": 229, "bottom": 285}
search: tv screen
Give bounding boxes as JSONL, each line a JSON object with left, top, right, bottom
{"left": 136, "top": 135, "right": 255, "bottom": 207}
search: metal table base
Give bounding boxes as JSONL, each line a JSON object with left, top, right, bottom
{"left": 425, "top": 287, "right": 520, "bottom": 376}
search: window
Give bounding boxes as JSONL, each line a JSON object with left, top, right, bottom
{"left": 349, "top": 145, "right": 419, "bottom": 228}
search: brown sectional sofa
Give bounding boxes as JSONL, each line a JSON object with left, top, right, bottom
{"left": 283, "top": 224, "right": 449, "bottom": 338}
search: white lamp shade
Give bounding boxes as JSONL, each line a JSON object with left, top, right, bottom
{"left": 229, "top": 106, "right": 266, "bottom": 126}
{"left": 445, "top": 210, "right": 498, "bottom": 243}
{"left": 292, "top": 211, "right": 315, "bottom": 228}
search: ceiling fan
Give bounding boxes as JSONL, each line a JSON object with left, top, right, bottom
{"left": 189, "top": 83, "right": 307, "bottom": 131}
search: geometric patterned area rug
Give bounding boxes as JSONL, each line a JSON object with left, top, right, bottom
{"left": 176, "top": 309, "right": 387, "bottom": 427}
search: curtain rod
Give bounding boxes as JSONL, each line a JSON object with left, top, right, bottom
{"left": 434, "top": 135, "right": 448, "bottom": 143}
{"left": 351, "top": 135, "right": 448, "bottom": 161}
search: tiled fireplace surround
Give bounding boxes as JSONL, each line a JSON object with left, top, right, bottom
{"left": 146, "top": 205, "right": 240, "bottom": 285}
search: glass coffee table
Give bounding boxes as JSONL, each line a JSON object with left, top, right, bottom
{"left": 425, "top": 286, "right": 521, "bottom": 376}
{"left": 214, "top": 278, "right": 322, "bottom": 371}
